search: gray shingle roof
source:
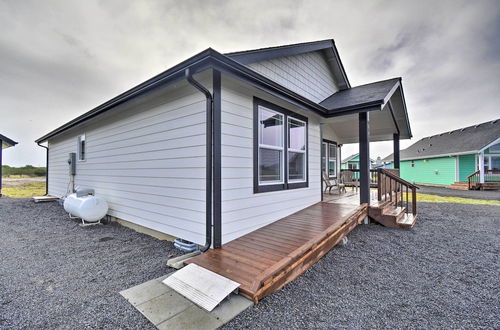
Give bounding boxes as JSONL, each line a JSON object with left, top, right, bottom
{"left": 383, "top": 119, "right": 500, "bottom": 161}
{"left": 320, "top": 78, "right": 400, "bottom": 112}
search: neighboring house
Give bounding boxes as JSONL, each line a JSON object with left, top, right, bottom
{"left": 36, "top": 39, "right": 412, "bottom": 247}
{"left": 383, "top": 119, "right": 500, "bottom": 188}
{"left": 0, "top": 134, "right": 18, "bottom": 197}
{"left": 341, "top": 153, "right": 375, "bottom": 169}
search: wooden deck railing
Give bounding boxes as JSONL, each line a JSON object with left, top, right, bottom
{"left": 467, "top": 170, "right": 480, "bottom": 190}
{"left": 340, "top": 169, "right": 378, "bottom": 187}
{"left": 377, "top": 168, "right": 418, "bottom": 216}
{"left": 468, "top": 170, "right": 500, "bottom": 189}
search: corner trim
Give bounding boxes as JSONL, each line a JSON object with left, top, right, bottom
{"left": 213, "top": 70, "right": 222, "bottom": 248}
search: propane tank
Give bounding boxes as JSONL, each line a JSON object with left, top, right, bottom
{"left": 63, "top": 193, "right": 108, "bottom": 223}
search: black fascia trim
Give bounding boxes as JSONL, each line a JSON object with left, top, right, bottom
{"left": 212, "top": 70, "right": 222, "bottom": 249}
{"left": 36, "top": 48, "right": 329, "bottom": 143}
{"left": 0, "top": 134, "right": 18, "bottom": 147}
{"left": 226, "top": 39, "right": 334, "bottom": 65}
{"left": 398, "top": 80, "right": 413, "bottom": 138}
{"left": 331, "top": 41, "right": 351, "bottom": 89}
{"left": 253, "top": 97, "right": 309, "bottom": 194}
{"left": 325, "top": 104, "right": 382, "bottom": 118}
{"left": 36, "top": 49, "right": 216, "bottom": 143}
{"left": 387, "top": 100, "right": 401, "bottom": 135}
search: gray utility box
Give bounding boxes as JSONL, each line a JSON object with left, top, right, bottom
{"left": 68, "top": 152, "right": 76, "bottom": 176}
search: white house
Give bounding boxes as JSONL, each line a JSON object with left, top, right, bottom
{"left": 36, "top": 39, "right": 412, "bottom": 248}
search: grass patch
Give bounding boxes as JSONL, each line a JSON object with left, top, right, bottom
{"left": 2, "top": 182, "right": 46, "bottom": 198}
{"left": 416, "top": 193, "right": 500, "bottom": 206}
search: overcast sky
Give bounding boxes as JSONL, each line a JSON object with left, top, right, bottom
{"left": 1, "top": 0, "right": 499, "bottom": 166}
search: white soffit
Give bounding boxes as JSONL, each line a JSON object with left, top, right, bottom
{"left": 162, "top": 263, "right": 240, "bottom": 312}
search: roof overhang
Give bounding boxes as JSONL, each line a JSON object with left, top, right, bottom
{"left": 36, "top": 44, "right": 412, "bottom": 146}
{"left": 36, "top": 48, "right": 333, "bottom": 143}
{"left": 0, "top": 134, "right": 18, "bottom": 149}
{"left": 319, "top": 78, "right": 412, "bottom": 142}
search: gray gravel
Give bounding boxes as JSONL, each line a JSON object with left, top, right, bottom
{"left": 0, "top": 197, "right": 178, "bottom": 330}
{"left": 417, "top": 185, "right": 500, "bottom": 200}
{"left": 223, "top": 202, "right": 500, "bottom": 329}
{"left": 2, "top": 197, "right": 499, "bottom": 329}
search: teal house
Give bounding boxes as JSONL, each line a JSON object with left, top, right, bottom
{"left": 383, "top": 119, "right": 500, "bottom": 189}
{"left": 341, "top": 153, "right": 375, "bottom": 170}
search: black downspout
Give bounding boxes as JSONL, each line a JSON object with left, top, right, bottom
{"left": 37, "top": 142, "right": 49, "bottom": 196}
{"left": 185, "top": 68, "right": 213, "bottom": 252}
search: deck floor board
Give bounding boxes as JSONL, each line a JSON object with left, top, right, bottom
{"left": 187, "top": 202, "right": 367, "bottom": 302}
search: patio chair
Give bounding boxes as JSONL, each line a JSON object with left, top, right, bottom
{"left": 323, "top": 172, "right": 345, "bottom": 194}
{"left": 341, "top": 170, "right": 359, "bottom": 192}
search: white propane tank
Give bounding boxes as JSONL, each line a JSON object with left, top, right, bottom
{"left": 63, "top": 193, "right": 109, "bottom": 223}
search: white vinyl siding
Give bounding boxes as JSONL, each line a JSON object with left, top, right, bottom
{"left": 248, "top": 51, "right": 339, "bottom": 103}
{"left": 220, "top": 75, "right": 322, "bottom": 244}
{"left": 47, "top": 80, "right": 208, "bottom": 244}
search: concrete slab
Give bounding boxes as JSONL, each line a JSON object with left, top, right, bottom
{"left": 210, "top": 294, "right": 253, "bottom": 323}
{"left": 136, "top": 291, "right": 192, "bottom": 326}
{"left": 120, "top": 277, "right": 171, "bottom": 306}
{"left": 156, "top": 305, "right": 222, "bottom": 330}
{"left": 120, "top": 273, "right": 253, "bottom": 329}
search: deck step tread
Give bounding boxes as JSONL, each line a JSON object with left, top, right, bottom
{"left": 383, "top": 206, "right": 406, "bottom": 217}
{"left": 397, "top": 214, "right": 417, "bottom": 228}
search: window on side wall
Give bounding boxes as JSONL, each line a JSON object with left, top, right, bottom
{"left": 254, "top": 98, "right": 308, "bottom": 193}
{"left": 328, "top": 143, "right": 337, "bottom": 178}
{"left": 77, "top": 134, "right": 86, "bottom": 161}
{"left": 489, "top": 143, "right": 500, "bottom": 153}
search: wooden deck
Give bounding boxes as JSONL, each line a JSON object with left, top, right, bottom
{"left": 186, "top": 202, "right": 367, "bottom": 303}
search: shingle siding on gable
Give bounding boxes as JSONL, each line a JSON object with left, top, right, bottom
{"left": 248, "top": 51, "right": 339, "bottom": 103}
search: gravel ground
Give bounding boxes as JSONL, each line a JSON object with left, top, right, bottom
{"left": 0, "top": 197, "right": 178, "bottom": 330}
{"left": 1, "top": 197, "right": 499, "bottom": 329}
{"left": 417, "top": 185, "right": 500, "bottom": 200}
{"left": 223, "top": 202, "right": 500, "bottom": 329}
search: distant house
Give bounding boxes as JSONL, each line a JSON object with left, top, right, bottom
{"left": 36, "top": 39, "right": 413, "bottom": 247}
{"left": 341, "top": 153, "right": 375, "bottom": 170}
{"left": 383, "top": 119, "right": 500, "bottom": 189}
{"left": 0, "top": 134, "right": 18, "bottom": 197}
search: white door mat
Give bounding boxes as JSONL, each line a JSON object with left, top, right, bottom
{"left": 162, "top": 263, "right": 240, "bottom": 312}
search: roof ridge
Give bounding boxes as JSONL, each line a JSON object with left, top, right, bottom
{"left": 420, "top": 118, "right": 500, "bottom": 140}
{"left": 224, "top": 39, "right": 334, "bottom": 56}
{"left": 349, "top": 77, "right": 401, "bottom": 89}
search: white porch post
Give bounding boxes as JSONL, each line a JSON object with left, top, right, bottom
{"left": 479, "top": 152, "right": 485, "bottom": 183}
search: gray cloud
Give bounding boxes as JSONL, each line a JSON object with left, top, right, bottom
{"left": 0, "top": 0, "right": 498, "bottom": 166}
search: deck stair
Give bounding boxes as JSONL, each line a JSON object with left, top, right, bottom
{"left": 371, "top": 169, "right": 419, "bottom": 229}
{"left": 368, "top": 201, "right": 416, "bottom": 228}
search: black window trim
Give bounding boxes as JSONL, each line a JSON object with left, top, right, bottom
{"left": 253, "top": 97, "right": 309, "bottom": 193}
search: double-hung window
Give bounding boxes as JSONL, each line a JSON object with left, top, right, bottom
{"left": 254, "top": 98, "right": 308, "bottom": 193}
